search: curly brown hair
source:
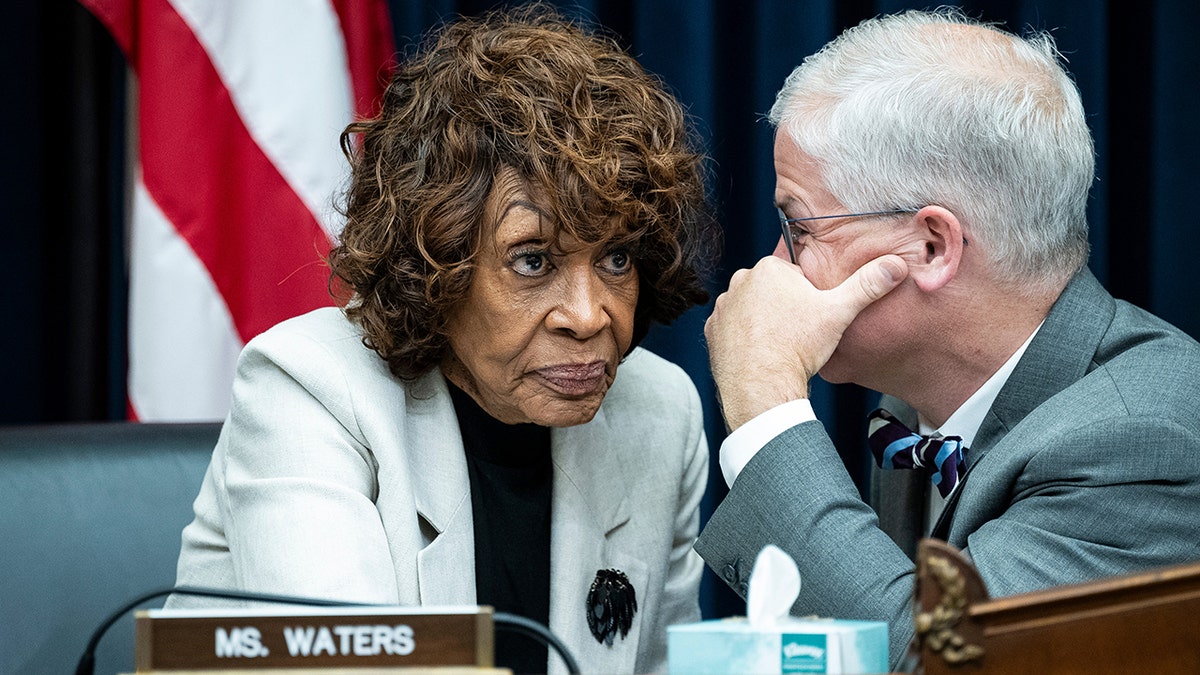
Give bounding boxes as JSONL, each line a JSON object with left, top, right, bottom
{"left": 329, "top": 4, "right": 718, "bottom": 380}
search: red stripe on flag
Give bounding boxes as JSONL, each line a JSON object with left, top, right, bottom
{"left": 111, "top": 0, "right": 338, "bottom": 342}
{"left": 331, "top": 0, "right": 396, "bottom": 118}
{"left": 79, "top": 0, "right": 137, "bottom": 57}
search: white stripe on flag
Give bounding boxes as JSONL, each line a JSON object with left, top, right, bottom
{"left": 128, "top": 177, "right": 242, "bottom": 422}
{"left": 170, "top": 0, "right": 355, "bottom": 239}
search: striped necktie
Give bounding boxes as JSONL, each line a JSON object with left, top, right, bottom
{"left": 867, "top": 408, "right": 966, "bottom": 498}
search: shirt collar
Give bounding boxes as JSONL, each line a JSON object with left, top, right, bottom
{"left": 917, "top": 322, "right": 1043, "bottom": 447}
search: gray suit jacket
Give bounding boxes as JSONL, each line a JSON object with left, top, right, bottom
{"left": 695, "top": 268, "right": 1200, "bottom": 668}
{"left": 171, "top": 308, "right": 707, "bottom": 675}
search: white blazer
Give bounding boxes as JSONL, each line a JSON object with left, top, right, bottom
{"left": 172, "top": 307, "right": 707, "bottom": 674}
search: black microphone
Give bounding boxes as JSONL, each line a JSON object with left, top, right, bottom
{"left": 76, "top": 585, "right": 581, "bottom": 675}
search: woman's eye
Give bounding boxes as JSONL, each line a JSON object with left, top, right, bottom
{"left": 600, "top": 249, "right": 634, "bottom": 275}
{"left": 511, "top": 251, "right": 551, "bottom": 277}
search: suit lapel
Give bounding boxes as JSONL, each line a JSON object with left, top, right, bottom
{"left": 547, "top": 406, "right": 642, "bottom": 675}
{"left": 405, "top": 370, "right": 477, "bottom": 605}
{"left": 872, "top": 468, "right": 928, "bottom": 559}
{"left": 871, "top": 395, "right": 928, "bottom": 556}
{"left": 931, "top": 268, "right": 1115, "bottom": 537}
{"left": 972, "top": 271, "right": 1111, "bottom": 458}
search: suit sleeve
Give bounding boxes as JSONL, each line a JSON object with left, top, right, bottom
{"left": 214, "top": 329, "right": 401, "bottom": 604}
{"left": 694, "top": 421, "right": 917, "bottom": 668}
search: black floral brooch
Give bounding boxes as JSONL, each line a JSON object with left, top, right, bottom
{"left": 586, "top": 568, "right": 637, "bottom": 646}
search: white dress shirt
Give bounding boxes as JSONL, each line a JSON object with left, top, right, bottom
{"left": 915, "top": 326, "right": 1039, "bottom": 530}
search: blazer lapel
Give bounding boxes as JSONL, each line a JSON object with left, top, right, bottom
{"left": 932, "top": 267, "right": 1115, "bottom": 537}
{"left": 972, "top": 268, "right": 1113, "bottom": 460}
{"left": 402, "top": 371, "right": 650, "bottom": 671}
{"left": 546, "top": 406, "right": 643, "bottom": 675}
{"left": 405, "top": 370, "right": 477, "bottom": 605}
{"left": 872, "top": 395, "right": 928, "bottom": 557}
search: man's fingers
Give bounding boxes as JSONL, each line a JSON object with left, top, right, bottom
{"left": 836, "top": 254, "right": 908, "bottom": 313}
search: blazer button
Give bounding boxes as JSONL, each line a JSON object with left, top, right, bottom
{"left": 738, "top": 581, "right": 748, "bottom": 596}
{"left": 723, "top": 563, "right": 739, "bottom": 584}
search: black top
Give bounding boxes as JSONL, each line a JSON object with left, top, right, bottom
{"left": 448, "top": 383, "right": 553, "bottom": 675}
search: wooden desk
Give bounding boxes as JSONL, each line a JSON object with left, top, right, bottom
{"left": 914, "top": 540, "right": 1200, "bottom": 674}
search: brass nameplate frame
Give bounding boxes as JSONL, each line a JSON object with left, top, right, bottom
{"left": 134, "top": 605, "right": 493, "bottom": 671}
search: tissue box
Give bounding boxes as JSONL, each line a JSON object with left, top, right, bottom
{"left": 667, "top": 616, "right": 888, "bottom": 674}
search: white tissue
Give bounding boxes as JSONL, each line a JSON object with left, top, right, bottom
{"left": 746, "top": 544, "right": 802, "bottom": 628}
{"left": 669, "top": 545, "right": 887, "bottom": 674}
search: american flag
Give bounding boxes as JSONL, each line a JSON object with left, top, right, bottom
{"left": 80, "top": 0, "right": 395, "bottom": 420}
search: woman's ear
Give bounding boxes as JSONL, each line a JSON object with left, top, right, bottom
{"left": 904, "top": 205, "right": 964, "bottom": 293}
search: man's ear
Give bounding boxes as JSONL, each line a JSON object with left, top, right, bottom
{"left": 904, "top": 205, "right": 964, "bottom": 292}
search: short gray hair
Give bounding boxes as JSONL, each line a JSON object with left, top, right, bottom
{"left": 769, "top": 8, "right": 1093, "bottom": 293}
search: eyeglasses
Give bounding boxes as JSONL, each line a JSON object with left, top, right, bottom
{"left": 778, "top": 209, "right": 918, "bottom": 264}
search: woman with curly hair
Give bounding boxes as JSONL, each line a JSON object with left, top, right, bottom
{"left": 170, "top": 6, "right": 719, "bottom": 674}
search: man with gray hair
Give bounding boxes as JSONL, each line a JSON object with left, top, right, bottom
{"left": 696, "top": 8, "right": 1200, "bottom": 668}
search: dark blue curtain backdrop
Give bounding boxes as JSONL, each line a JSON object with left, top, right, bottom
{"left": 2, "top": 0, "right": 1198, "bottom": 619}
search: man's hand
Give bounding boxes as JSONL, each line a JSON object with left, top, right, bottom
{"left": 704, "top": 254, "right": 907, "bottom": 431}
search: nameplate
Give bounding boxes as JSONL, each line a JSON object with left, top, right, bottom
{"left": 134, "top": 605, "right": 493, "bottom": 671}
